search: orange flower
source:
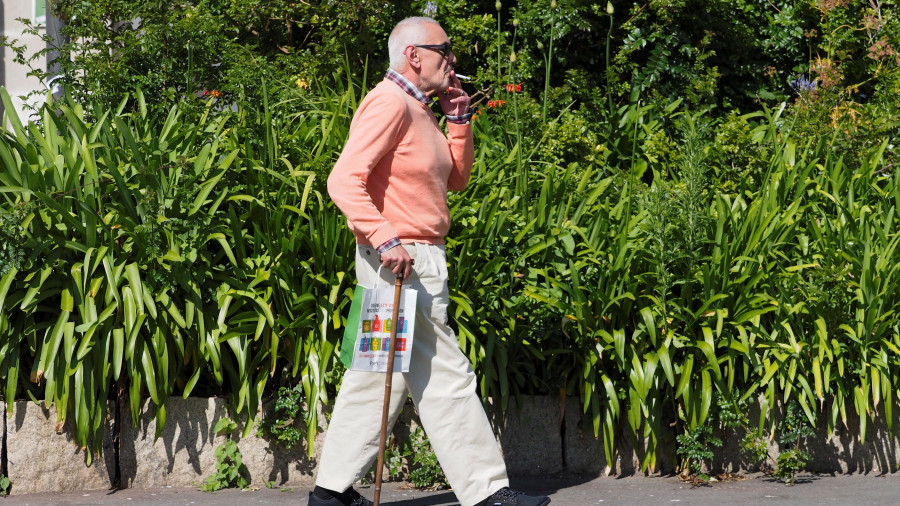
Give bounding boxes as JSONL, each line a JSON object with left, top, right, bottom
{"left": 505, "top": 83, "right": 523, "bottom": 92}
{"left": 211, "top": 90, "right": 221, "bottom": 98}
{"left": 487, "top": 100, "right": 506, "bottom": 108}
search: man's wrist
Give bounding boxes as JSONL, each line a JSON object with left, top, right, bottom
{"left": 376, "top": 237, "right": 402, "bottom": 253}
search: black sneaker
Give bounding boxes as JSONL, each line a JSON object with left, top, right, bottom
{"left": 477, "top": 487, "right": 551, "bottom": 506}
{"left": 308, "top": 486, "right": 373, "bottom": 506}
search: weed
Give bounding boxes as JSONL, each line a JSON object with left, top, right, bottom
{"left": 773, "top": 401, "right": 814, "bottom": 485}
{"left": 362, "top": 434, "right": 407, "bottom": 485}
{"left": 774, "top": 449, "right": 810, "bottom": 485}
{"left": 363, "top": 425, "right": 448, "bottom": 490}
{"left": 406, "top": 427, "right": 448, "bottom": 490}
{"left": 739, "top": 432, "right": 771, "bottom": 470}
{"left": 0, "top": 474, "right": 11, "bottom": 496}
{"left": 676, "top": 423, "right": 722, "bottom": 484}
{"left": 258, "top": 384, "right": 305, "bottom": 449}
{"left": 201, "top": 418, "right": 249, "bottom": 492}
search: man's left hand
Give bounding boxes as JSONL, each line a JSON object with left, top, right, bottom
{"left": 438, "top": 74, "right": 470, "bottom": 117}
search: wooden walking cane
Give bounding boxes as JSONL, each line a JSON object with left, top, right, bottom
{"left": 374, "top": 274, "right": 404, "bottom": 506}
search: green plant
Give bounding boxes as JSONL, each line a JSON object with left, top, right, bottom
{"left": 676, "top": 423, "right": 722, "bottom": 484}
{"left": 0, "top": 74, "right": 352, "bottom": 458}
{"left": 202, "top": 418, "right": 249, "bottom": 492}
{"left": 740, "top": 432, "right": 771, "bottom": 471}
{"left": 382, "top": 436, "right": 407, "bottom": 480}
{"left": 406, "top": 427, "right": 449, "bottom": 490}
{"left": 258, "top": 384, "right": 305, "bottom": 449}
{"left": 774, "top": 449, "right": 810, "bottom": 486}
{"left": 2, "top": 2, "right": 900, "bottom": 478}
{"left": 0, "top": 210, "right": 26, "bottom": 277}
{"left": 773, "top": 401, "right": 814, "bottom": 485}
{"left": 363, "top": 426, "right": 445, "bottom": 488}
{"left": 361, "top": 435, "right": 403, "bottom": 485}
{"left": 0, "top": 474, "right": 11, "bottom": 496}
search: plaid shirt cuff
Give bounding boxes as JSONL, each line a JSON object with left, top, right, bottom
{"left": 446, "top": 108, "right": 474, "bottom": 124}
{"left": 376, "top": 237, "right": 402, "bottom": 254}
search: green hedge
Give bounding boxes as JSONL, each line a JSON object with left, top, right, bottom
{"left": 2, "top": 66, "right": 899, "bottom": 475}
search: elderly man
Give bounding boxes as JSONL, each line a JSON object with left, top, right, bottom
{"left": 310, "top": 16, "right": 551, "bottom": 506}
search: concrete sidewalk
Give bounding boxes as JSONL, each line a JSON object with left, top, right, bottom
{"left": 4, "top": 474, "right": 900, "bottom": 505}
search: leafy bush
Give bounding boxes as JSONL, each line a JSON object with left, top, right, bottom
{"left": 0, "top": 84, "right": 354, "bottom": 459}
{"left": 258, "top": 384, "right": 306, "bottom": 449}
{"left": 772, "top": 401, "right": 814, "bottom": 485}
{"left": 676, "top": 424, "right": 722, "bottom": 483}
{"left": 2, "top": 0, "right": 900, "bottom": 479}
{"left": 32, "top": 0, "right": 404, "bottom": 116}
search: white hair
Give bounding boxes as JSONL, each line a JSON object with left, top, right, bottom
{"left": 388, "top": 17, "right": 440, "bottom": 71}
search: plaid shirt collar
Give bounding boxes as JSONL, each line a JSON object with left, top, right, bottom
{"left": 385, "top": 69, "right": 432, "bottom": 106}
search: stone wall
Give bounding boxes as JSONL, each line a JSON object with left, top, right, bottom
{"left": 2, "top": 395, "right": 899, "bottom": 494}
{"left": 5, "top": 400, "right": 115, "bottom": 494}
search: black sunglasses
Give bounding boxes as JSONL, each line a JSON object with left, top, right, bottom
{"left": 414, "top": 42, "right": 453, "bottom": 58}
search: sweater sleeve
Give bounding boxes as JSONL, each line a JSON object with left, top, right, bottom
{"left": 327, "top": 90, "right": 407, "bottom": 247}
{"left": 446, "top": 122, "right": 474, "bottom": 192}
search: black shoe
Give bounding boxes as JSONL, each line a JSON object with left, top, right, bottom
{"left": 308, "top": 486, "right": 373, "bottom": 506}
{"left": 477, "top": 487, "right": 551, "bottom": 506}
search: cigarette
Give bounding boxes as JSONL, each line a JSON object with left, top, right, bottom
{"left": 454, "top": 73, "right": 471, "bottom": 81}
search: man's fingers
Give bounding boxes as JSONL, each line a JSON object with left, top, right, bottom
{"left": 379, "top": 247, "right": 414, "bottom": 279}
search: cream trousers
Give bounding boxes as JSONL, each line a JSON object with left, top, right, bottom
{"left": 315, "top": 243, "right": 509, "bottom": 506}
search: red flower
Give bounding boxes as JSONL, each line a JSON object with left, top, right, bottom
{"left": 505, "top": 83, "right": 523, "bottom": 92}
{"left": 202, "top": 90, "right": 210, "bottom": 97}
{"left": 487, "top": 100, "right": 506, "bottom": 108}
{"left": 211, "top": 90, "right": 221, "bottom": 98}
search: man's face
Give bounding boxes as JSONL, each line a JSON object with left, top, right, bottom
{"left": 415, "top": 23, "right": 456, "bottom": 95}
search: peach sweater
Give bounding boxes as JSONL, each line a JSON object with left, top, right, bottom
{"left": 326, "top": 79, "right": 474, "bottom": 248}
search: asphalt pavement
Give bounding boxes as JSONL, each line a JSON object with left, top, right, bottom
{"left": 3, "top": 473, "right": 900, "bottom": 505}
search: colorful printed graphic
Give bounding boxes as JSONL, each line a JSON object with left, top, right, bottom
{"left": 362, "top": 317, "right": 409, "bottom": 335}
{"left": 374, "top": 337, "right": 408, "bottom": 352}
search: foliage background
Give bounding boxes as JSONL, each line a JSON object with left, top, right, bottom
{"left": 1, "top": 0, "right": 899, "bottom": 476}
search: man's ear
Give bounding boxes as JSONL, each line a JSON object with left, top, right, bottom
{"left": 406, "top": 47, "right": 421, "bottom": 69}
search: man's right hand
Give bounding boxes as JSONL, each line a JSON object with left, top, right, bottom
{"left": 379, "top": 245, "right": 414, "bottom": 280}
